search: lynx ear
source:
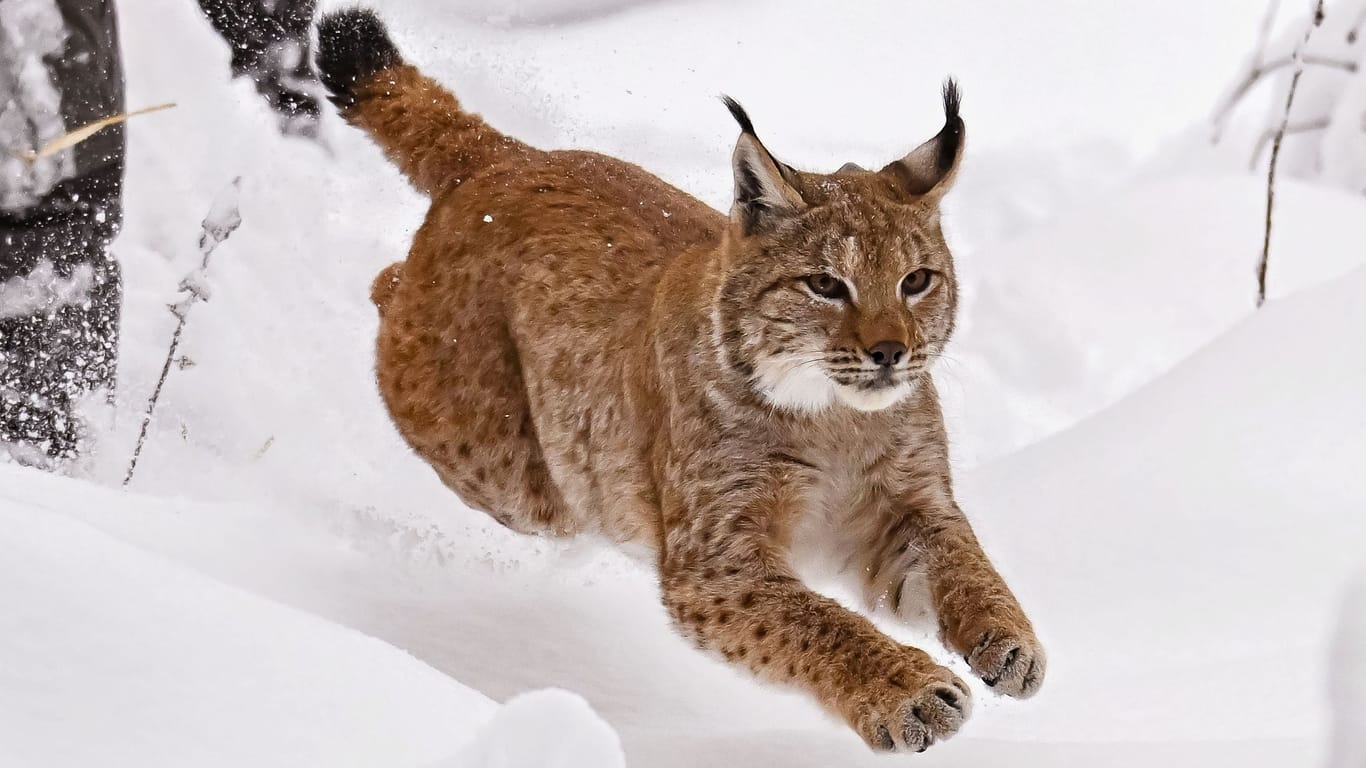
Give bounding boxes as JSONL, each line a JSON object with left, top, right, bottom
{"left": 723, "top": 96, "right": 806, "bottom": 234}
{"left": 879, "top": 79, "right": 965, "bottom": 201}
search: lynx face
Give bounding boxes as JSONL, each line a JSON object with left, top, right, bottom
{"left": 715, "top": 89, "right": 964, "bottom": 414}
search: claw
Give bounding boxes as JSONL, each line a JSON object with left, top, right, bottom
{"left": 873, "top": 724, "right": 894, "bottom": 751}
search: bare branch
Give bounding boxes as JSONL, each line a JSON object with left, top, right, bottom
{"left": 1256, "top": 0, "right": 1283, "bottom": 58}
{"left": 1349, "top": 3, "right": 1366, "bottom": 43}
{"left": 1250, "top": 116, "right": 1331, "bottom": 170}
{"left": 1212, "top": 55, "right": 1357, "bottom": 140}
{"left": 1258, "top": 0, "right": 1327, "bottom": 308}
{"left": 1210, "top": 0, "right": 1282, "bottom": 141}
{"left": 124, "top": 178, "right": 243, "bottom": 486}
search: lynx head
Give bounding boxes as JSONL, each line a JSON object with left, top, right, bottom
{"left": 714, "top": 81, "right": 965, "bottom": 414}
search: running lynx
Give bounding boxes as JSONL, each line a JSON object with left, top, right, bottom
{"left": 318, "top": 9, "right": 1044, "bottom": 752}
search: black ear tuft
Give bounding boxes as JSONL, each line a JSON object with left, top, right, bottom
{"left": 721, "top": 95, "right": 757, "bottom": 136}
{"left": 877, "top": 79, "right": 966, "bottom": 198}
{"left": 942, "top": 78, "right": 962, "bottom": 125}
{"left": 723, "top": 98, "right": 807, "bottom": 233}
{"left": 316, "top": 8, "right": 404, "bottom": 109}
{"left": 936, "top": 78, "right": 964, "bottom": 174}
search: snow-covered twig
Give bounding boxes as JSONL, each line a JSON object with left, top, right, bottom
{"left": 1211, "top": 0, "right": 1282, "bottom": 141}
{"left": 1349, "top": 3, "right": 1366, "bottom": 43}
{"left": 124, "top": 178, "right": 243, "bottom": 486}
{"left": 1209, "top": 0, "right": 1364, "bottom": 143}
{"left": 1250, "top": 116, "right": 1332, "bottom": 169}
{"left": 1258, "top": 0, "right": 1327, "bottom": 308}
{"left": 1212, "top": 55, "right": 1356, "bottom": 141}
{"left": 1257, "top": 0, "right": 1283, "bottom": 56}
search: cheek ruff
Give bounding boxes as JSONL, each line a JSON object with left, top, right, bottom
{"left": 834, "top": 380, "right": 914, "bottom": 412}
{"left": 753, "top": 353, "right": 837, "bottom": 412}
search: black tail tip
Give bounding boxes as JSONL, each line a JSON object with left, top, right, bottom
{"left": 316, "top": 7, "right": 403, "bottom": 109}
{"left": 720, "top": 95, "right": 756, "bottom": 136}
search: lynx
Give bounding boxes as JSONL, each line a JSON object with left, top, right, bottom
{"left": 317, "top": 9, "right": 1044, "bottom": 753}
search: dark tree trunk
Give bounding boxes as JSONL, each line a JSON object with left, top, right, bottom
{"left": 1, "top": 0, "right": 125, "bottom": 462}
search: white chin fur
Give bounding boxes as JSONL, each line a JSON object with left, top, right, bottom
{"left": 834, "top": 381, "right": 913, "bottom": 412}
{"left": 754, "top": 355, "right": 836, "bottom": 412}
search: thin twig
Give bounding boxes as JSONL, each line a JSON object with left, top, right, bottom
{"left": 1212, "top": 55, "right": 1356, "bottom": 140}
{"left": 124, "top": 178, "right": 242, "bottom": 486}
{"left": 1259, "top": 0, "right": 1327, "bottom": 308}
{"left": 1211, "top": 0, "right": 1282, "bottom": 141}
{"left": 1349, "top": 3, "right": 1366, "bottom": 43}
{"left": 1250, "top": 116, "right": 1331, "bottom": 169}
{"left": 1257, "top": 0, "right": 1283, "bottom": 57}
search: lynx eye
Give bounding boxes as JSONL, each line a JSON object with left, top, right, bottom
{"left": 805, "top": 273, "right": 849, "bottom": 301}
{"left": 900, "top": 269, "right": 935, "bottom": 297}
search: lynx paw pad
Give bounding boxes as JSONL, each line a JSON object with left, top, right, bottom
{"left": 864, "top": 675, "right": 971, "bottom": 753}
{"left": 968, "top": 631, "right": 1045, "bottom": 698}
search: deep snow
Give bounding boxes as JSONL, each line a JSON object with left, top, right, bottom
{"left": 0, "top": 492, "right": 496, "bottom": 767}
{"left": 1329, "top": 569, "right": 1366, "bottom": 768}
{"left": 2, "top": 0, "right": 1364, "bottom": 765}
{"left": 0, "top": 468, "right": 628, "bottom": 768}
{"left": 7, "top": 262, "right": 1365, "bottom": 765}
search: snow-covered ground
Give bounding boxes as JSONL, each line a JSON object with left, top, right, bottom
{"left": 1329, "top": 569, "right": 1366, "bottom": 768}
{"left": 3, "top": 0, "right": 1365, "bottom": 765}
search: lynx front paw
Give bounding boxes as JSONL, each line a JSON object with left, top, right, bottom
{"left": 855, "top": 668, "right": 972, "bottom": 753}
{"left": 965, "top": 627, "right": 1046, "bottom": 699}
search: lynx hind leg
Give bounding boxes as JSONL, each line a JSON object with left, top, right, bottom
{"left": 662, "top": 564, "right": 971, "bottom": 753}
{"left": 424, "top": 373, "right": 575, "bottom": 537}
{"left": 374, "top": 275, "right": 575, "bottom": 537}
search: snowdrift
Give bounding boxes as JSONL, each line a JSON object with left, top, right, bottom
{"left": 103, "top": 0, "right": 1366, "bottom": 526}
{"left": 0, "top": 471, "right": 625, "bottom": 768}
{"left": 6, "top": 0, "right": 1362, "bottom": 765}
{"left": 0, "top": 482, "right": 494, "bottom": 767}
{"left": 956, "top": 264, "right": 1366, "bottom": 751}
{"left": 940, "top": 175, "right": 1366, "bottom": 464}
{"left": 6, "top": 266, "right": 1362, "bottom": 766}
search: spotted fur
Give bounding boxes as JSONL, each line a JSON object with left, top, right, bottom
{"left": 318, "top": 9, "right": 1044, "bottom": 753}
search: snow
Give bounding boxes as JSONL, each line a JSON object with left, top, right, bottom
{"left": 1179, "top": 0, "right": 1366, "bottom": 195}
{"left": 0, "top": 260, "right": 93, "bottom": 318}
{"left": 8, "top": 258, "right": 1364, "bottom": 765}
{"left": 957, "top": 264, "right": 1366, "bottom": 747}
{"left": 0, "top": 0, "right": 74, "bottom": 211}
{"left": 449, "top": 690, "right": 626, "bottom": 768}
{"left": 4, "top": 0, "right": 1364, "bottom": 765}
{"left": 0, "top": 472, "right": 496, "bottom": 767}
{"left": 940, "top": 174, "right": 1366, "bottom": 463}
{"left": 0, "top": 466, "right": 629, "bottom": 768}
{"left": 1329, "top": 569, "right": 1366, "bottom": 768}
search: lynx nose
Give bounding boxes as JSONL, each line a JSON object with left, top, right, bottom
{"left": 868, "top": 340, "right": 907, "bottom": 368}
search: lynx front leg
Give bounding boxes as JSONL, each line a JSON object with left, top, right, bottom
{"left": 661, "top": 541, "right": 971, "bottom": 752}
{"left": 927, "top": 515, "right": 1045, "bottom": 697}
{"left": 864, "top": 493, "right": 1046, "bottom": 699}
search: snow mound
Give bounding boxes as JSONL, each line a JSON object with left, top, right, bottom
{"left": 0, "top": 467, "right": 630, "bottom": 768}
{"left": 97, "top": 0, "right": 1287, "bottom": 524}
{"left": 958, "top": 264, "right": 1366, "bottom": 744}
{"left": 940, "top": 175, "right": 1366, "bottom": 464}
{"left": 13, "top": 266, "right": 1360, "bottom": 768}
{"left": 19, "top": 0, "right": 1359, "bottom": 764}
{"left": 0, "top": 472, "right": 495, "bottom": 767}
{"left": 450, "top": 690, "right": 625, "bottom": 768}
{"left": 1328, "top": 569, "right": 1366, "bottom": 768}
